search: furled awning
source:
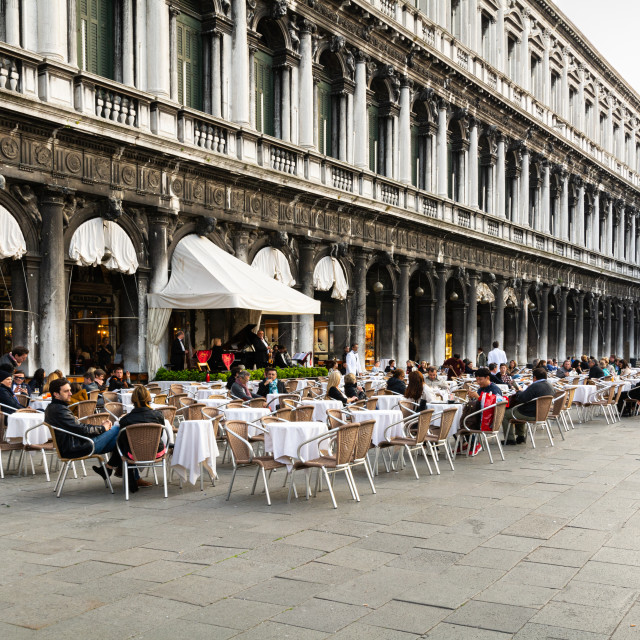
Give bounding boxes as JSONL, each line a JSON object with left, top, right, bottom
{"left": 0, "top": 205, "right": 26, "bottom": 260}
{"left": 313, "top": 256, "right": 348, "bottom": 300}
{"left": 68, "top": 218, "right": 138, "bottom": 274}
{"left": 250, "top": 247, "right": 296, "bottom": 286}
{"left": 147, "top": 234, "right": 320, "bottom": 314}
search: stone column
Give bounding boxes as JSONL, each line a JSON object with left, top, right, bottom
{"left": 135, "top": 0, "right": 147, "bottom": 89}
{"left": 617, "top": 205, "right": 626, "bottom": 261}
{"left": 5, "top": 0, "right": 20, "bottom": 47}
{"left": 37, "top": 0, "right": 67, "bottom": 61}
{"left": 433, "top": 266, "right": 447, "bottom": 366}
{"left": 592, "top": 190, "right": 600, "bottom": 251}
{"left": 354, "top": 251, "right": 369, "bottom": 357}
{"left": 520, "top": 146, "right": 530, "bottom": 227}
{"left": 11, "top": 258, "right": 39, "bottom": 374}
{"left": 604, "top": 297, "right": 612, "bottom": 357}
{"left": 231, "top": 0, "right": 250, "bottom": 125}
{"left": 146, "top": 0, "right": 170, "bottom": 96}
{"left": 496, "top": 134, "right": 506, "bottom": 217}
{"left": 281, "top": 65, "right": 291, "bottom": 142}
{"left": 576, "top": 179, "right": 585, "bottom": 246}
{"left": 541, "top": 161, "right": 550, "bottom": 233}
{"left": 558, "top": 287, "right": 568, "bottom": 360}
{"left": 560, "top": 171, "right": 570, "bottom": 242}
{"left": 590, "top": 295, "right": 600, "bottom": 357}
{"left": 297, "top": 242, "right": 316, "bottom": 357}
{"left": 494, "top": 278, "right": 505, "bottom": 347}
{"left": 468, "top": 118, "right": 479, "bottom": 208}
{"left": 575, "top": 292, "right": 585, "bottom": 357}
{"left": 606, "top": 197, "right": 613, "bottom": 255}
{"left": 148, "top": 211, "right": 171, "bottom": 294}
{"left": 122, "top": 0, "right": 135, "bottom": 86}
{"left": 353, "top": 52, "right": 368, "bottom": 168}
{"left": 538, "top": 285, "right": 549, "bottom": 359}
{"left": 299, "top": 21, "right": 315, "bottom": 148}
{"left": 628, "top": 302, "right": 636, "bottom": 361}
{"left": 517, "top": 281, "right": 529, "bottom": 365}
{"left": 396, "top": 260, "right": 410, "bottom": 366}
{"left": 169, "top": 7, "right": 180, "bottom": 102}
{"left": 630, "top": 212, "right": 637, "bottom": 265}
{"left": 39, "top": 188, "right": 69, "bottom": 375}
{"left": 437, "top": 99, "right": 449, "bottom": 198}
{"left": 466, "top": 272, "right": 479, "bottom": 359}
{"left": 617, "top": 302, "right": 624, "bottom": 358}
{"left": 211, "top": 31, "right": 222, "bottom": 117}
{"left": 398, "top": 79, "right": 412, "bottom": 185}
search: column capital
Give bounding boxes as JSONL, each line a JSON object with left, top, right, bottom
{"left": 39, "top": 185, "right": 73, "bottom": 206}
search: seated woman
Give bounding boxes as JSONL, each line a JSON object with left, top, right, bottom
{"left": 507, "top": 360, "right": 518, "bottom": 376}
{"left": 93, "top": 385, "right": 161, "bottom": 492}
{"left": 417, "top": 360, "right": 429, "bottom": 374}
{"left": 386, "top": 368, "right": 406, "bottom": 395}
{"left": 0, "top": 368, "right": 22, "bottom": 414}
{"left": 343, "top": 373, "right": 364, "bottom": 400}
{"left": 230, "top": 370, "right": 259, "bottom": 400}
{"left": 326, "top": 371, "right": 357, "bottom": 405}
{"left": 370, "top": 360, "right": 383, "bottom": 374}
{"left": 403, "top": 370, "right": 436, "bottom": 409}
{"left": 28, "top": 368, "right": 45, "bottom": 395}
{"left": 599, "top": 358, "right": 611, "bottom": 376}
{"left": 69, "top": 382, "right": 89, "bottom": 416}
{"left": 619, "top": 359, "right": 632, "bottom": 377}
{"left": 207, "top": 338, "right": 224, "bottom": 372}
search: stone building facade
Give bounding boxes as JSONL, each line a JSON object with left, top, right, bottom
{"left": 0, "top": 0, "right": 639, "bottom": 375}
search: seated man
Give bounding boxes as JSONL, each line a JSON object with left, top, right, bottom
{"left": 107, "top": 366, "right": 132, "bottom": 391}
{"left": 230, "top": 370, "right": 260, "bottom": 400}
{"left": 467, "top": 367, "right": 504, "bottom": 402}
{"left": 0, "top": 345, "right": 28, "bottom": 373}
{"left": 82, "top": 371, "right": 99, "bottom": 393}
{"left": 488, "top": 362, "right": 502, "bottom": 385}
{"left": 0, "top": 367, "right": 23, "bottom": 414}
{"left": 501, "top": 367, "right": 554, "bottom": 445}
{"left": 257, "top": 367, "right": 286, "bottom": 397}
{"left": 588, "top": 358, "right": 605, "bottom": 379}
{"left": 555, "top": 360, "right": 575, "bottom": 379}
{"left": 44, "top": 377, "right": 118, "bottom": 460}
{"left": 11, "top": 370, "right": 28, "bottom": 396}
{"left": 273, "top": 345, "right": 293, "bottom": 369}
{"left": 424, "top": 366, "right": 448, "bottom": 390}
{"left": 497, "top": 363, "right": 521, "bottom": 390}
{"left": 93, "top": 369, "right": 108, "bottom": 392}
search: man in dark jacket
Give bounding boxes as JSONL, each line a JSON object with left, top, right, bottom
{"left": 170, "top": 330, "right": 187, "bottom": 371}
{"left": 0, "top": 346, "right": 28, "bottom": 373}
{"left": 501, "top": 367, "right": 554, "bottom": 444}
{"left": 488, "top": 363, "right": 502, "bottom": 385}
{"left": 257, "top": 367, "right": 286, "bottom": 397}
{"left": 0, "top": 367, "right": 22, "bottom": 414}
{"left": 588, "top": 358, "right": 605, "bottom": 379}
{"left": 44, "top": 378, "right": 118, "bottom": 459}
{"left": 107, "top": 366, "right": 132, "bottom": 391}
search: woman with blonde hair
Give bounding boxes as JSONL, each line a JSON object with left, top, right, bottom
{"left": 43, "top": 371, "right": 61, "bottom": 394}
{"left": 326, "top": 370, "right": 357, "bottom": 405}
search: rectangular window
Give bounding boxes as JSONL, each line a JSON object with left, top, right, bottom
{"left": 77, "top": 0, "right": 114, "bottom": 79}
{"left": 317, "top": 81, "right": 332, "bottom": 157}
{"left": 254, "top": 49, "right": 274, "bottom": 136}
{"left": 411, "top": 125, "right": 418, "bottom": 187}
{"left": 530, "top": 54, "right": 540, "bottom": 98}
{"left": 613, "top": 123, "right": 620, "bottom": 158}
{"left": 177, "top": 14, "right": 203, "bottom": 110}
{"left": 585, "top": 101, "right": 593, "bottom": 137}
{"left": 368, "top": 105, "right": 379, "bottom": 172}
{"left": 600, "top": 112, "right": 607, "bottom": 146}
{"left": 507, "top": 36, "right": 518, "bottom": 82}
{"left": 481, "top": 14, "right": 492, "bottom": 64}
{"left": 568, "top": 87, "right": 577, "bottom": 125}
{"left": 550, "top": 71, "right": 560, "bottom": 112}
{"left": 451, "top": 0, "right": 462, "bottom": 39}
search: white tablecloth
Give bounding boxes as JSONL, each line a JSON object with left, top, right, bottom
{"left": 300, "top": 399, "right": 342, "bottom": 423}
{"left": 30, "top": 399, "right": 51, "bottom": 412}
{"left": 200, "top": 397, "right": 229, "bottom": 409}
{"left": 195, "top": 388, "right": 228, "bottom": 400}
{"left": 264, "top": 421, "right": 327, "bottom": 470}
{"left": 6, "top": 412, "right": 48, "bottom": 445}
{"left": 223, "top": 407, "right": 270, "bottom": 436}
{"left": 171, "top": 419, "right": 219, "bottom": 485}
{"left": 373, "top": 395, "right": 401, "bottom": 411}
{"left": 426, "top": 403, "right": 462, "bottom": 436}
{"left": 352, "top": 409, "right": 404, "bottom": 445}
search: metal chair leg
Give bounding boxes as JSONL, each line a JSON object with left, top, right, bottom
{"left": 226, "top": 466, "right": 238, "bottom": 501}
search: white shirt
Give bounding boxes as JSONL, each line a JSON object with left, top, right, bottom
{"left": 345, "top": 350, "right": 362, "bottom": 375}
{"left": 487, "top": 348, "right": 507, "bottom": 365}
{"left": 178, "top": 339, "right": 185, "bottom": 352}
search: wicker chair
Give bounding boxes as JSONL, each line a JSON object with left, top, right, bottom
{"left": 453, "top": 401, "right": 507, "bottom": 464}
{"left": 168, "top": 393, "right": 188, "bottom": 409}
{"left": 169, "top": 384, "right": 185, "bottom": 396}
{"left": 291, "top": 405, "right": 315, "bottom": 422}
{"left": 349, "top": 419, "right": 377, "bottom": 495}
{"left": 245, "top": 397, "right": 267, "bottom": 409}
{"left": 547, "top": 393, "right": 568, "bottom": 440}
{"left": 116, "top": 422, "right": 171, "bottom": 500}
{"left": 22, "top": 415, "right": 56, "bottom": 481}
{"left": 0, "top": 410, "right": 25, "bottom": 478}
{"left": 207, "top": 394, "right": 226, "bottom": 400}
{"left": 179, "top": 397, "right": 197, "bottom": 408}
{"left": 504, "top": 396, "right": 554, "bottom": 448}
{"left": 68, "top": 400, "right": 97, "bottom": 419}
{"left": 80, "top": 412, "right": 113, "bottom": 426}
{"left": 104, "top": 402, "right": 126, "bottom": 420}
{"left": 184, "top": 403, "right": 207, "bottom": 421}
{"left": 326, "top": 408, "right": 349, "bottom": 430}
{"left": 225, "top": 400, "right": 245, "bottom": 409}
{"left": 424, "top": 406, "right": 459, "bottom": 471}
{"left": 272, "top": 394, "right": 301, "bottom": 410}
{"left": 153, "top": 393, "right": 168, "bottom": 404}
{"left": 101, "top": 391, "right": 118, "bottom": 403}
{"left": 88, "top": 390, "right": 101, "bottom": 402}
{"left": 224, "top": 420, "right": 286, "bottom": 505}
{"left": 155, "top": 405, "right": 177, "bottom": 427}
{"left": 272, "top": 407, "right": 292, "bottom": 421}
{"left": 15, "top": 394, "right": 29, "bottom": 408}
{"left": 284, "top": 380, "right": 299, "bottom": 393}
{"left": 201, "top": 406, "right": 220, "bottom": 419}
{"left": 287, "top": 422, "right": 360, "bottom": 508}
{"left": 382, "top": 409, "right": 435, "bottom": 479}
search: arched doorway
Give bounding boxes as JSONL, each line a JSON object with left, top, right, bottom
{"left": 409, "top": 268, "right": 434, "bottom": 364}
{"left": 445, "top": 275, "right": 466, "bottom": 358}
{"left": 365, "top": 262, "right": 395, "bottom": 365}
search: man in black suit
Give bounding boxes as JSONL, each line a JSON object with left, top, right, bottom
{"left": 257, "top": 367, "right": 286, "bottom": 397}
{"left": 501, "top": 367, "right": 554, "bottom": 444}
{"left": 251, "top": 329, "right": 271, "bottom": 369}
{"left": 588, "top": 358, "right": 605, "bottom": 379}
{"left": 273, "top": 345, "right": 293, "bottom": 369}
{"left": 170, "top": 330, "right": 186, "bottom": 371}
{"left": 488, "top": 362, "right": 502, "bottom": 385}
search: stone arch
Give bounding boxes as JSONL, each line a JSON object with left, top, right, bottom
{"left": 0, "top": 187, "right": 39, "bottom": 255}
{"left": 247, "top": 234, "right": 299, "bottom": 284}
{"left": 253, "top": 13, "right": 290, "bottom": 50}
{"left": 168, "top": 224, "right": 232, "bottom": 261}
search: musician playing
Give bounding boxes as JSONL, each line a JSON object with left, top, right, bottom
{"left": 251, "top": 329, "right": 271, "bottom": 369}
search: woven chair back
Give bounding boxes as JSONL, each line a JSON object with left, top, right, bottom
{"left": 415, "top": 409, "right": 435, "bottom": 443}
{"left": 489, "top": 401, "right": 508, "bottom": 432}
{"left": 365, "top": 398, "right": 378, "bottom": 410}
{"left": 398, "top": 400, "right": 417, "bottom": 419}
{"left": 153, "top": 393, "right": 167, "bottom": 404}
{"left": 179, "top": 397, "right": 197, "bottom": 408}
{"left": 170, "top": 384, "right": 185, "bottom": 396}
{"left": 273, "top": 407, "right": 292, "bottom": 421}
{"left": 326, "top": 409, "right": 345, "bottom": 429}
{"left": 16, "top": 407, "right": 39, "bottom": 413}
{"left": 564, "top": 386, "right": 576, "bottom": 409}
{"left": 16, "top": 394, "right": 29, "bottom": 408}
{"left": 201, "top": 406, "right": 219, "bottom": 420}
{"left": 334, "top": 423, "right": 359, "bottom": 466}
{"left": 284, "top": 380, "right": 299, "bottom": 393}
{"left": 208, "top": 394, "right": 226, "bottom": 400}
{"left": 535, "top": 396, "right": 554, "bottom": 422}
{"left": 225, "top": 420, "right": 252, "bottom": 464}
{"left": 102, "top": 391, "right": 118, "bottom": 403}
{"left": 279, "top": 395, "right": 299, "bottom": 409}
{"left": 226, "top": 400, "right": 245, "bottom": 409}
{"left": 549, "top": 393, "right": 566, "bottom": 418}
{"left": 364, "top": 381, "right": 373, "bottom": 392}
{"left": 104, "top": 402, "right": 126, "bottom": 418}
{"left": 364, "top": 388, "right": 375, "bottom": 399}
{"left": 168, "top": 393, "right": 188, "bottom": 409}
{"left": 156, "top": 405, "right": 177, "bottom": 425}
{"left": 80, "top": 412, "right": 112, "bottom": 426}
{"left": 353, "top": 419, "right": 375, "bottom": 460}
{"left": 88, "top": 390, "right": 101, "bottom": 402}
{"left": 185, "top": 403, "right": 206, "bottom": 421}
{"left": 125, "top": 423, "right": 163, "bottom": 462}
{"left": 75, "top": 400, "right": 97, "bottom": 419}
{"left": 245, "top": 398, "right": 267, "bottom": 408}
{"left": 291, "top": 405, "right": 314, "bottom": 422}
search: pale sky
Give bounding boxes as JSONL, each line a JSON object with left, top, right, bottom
{"left": 554, "top": 0, "right": 640, "bottom": 97}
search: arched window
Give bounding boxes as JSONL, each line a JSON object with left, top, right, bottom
{"left": 77, "top": 0, "right": 115, "bottom": 79}
{"left": 368, "top": 102, "right": 379, "bottom": 172}
{"left": 254, "top": 49, "right": 275, "bottom": 135}
{"left": 316, "top": 50, "right": 346, "bottom": 160}
{"left": 177, "top": 14, "right": 203, "bottom": 110}
{"left": 368, "top": 78, "right": 394, "bottom": 177}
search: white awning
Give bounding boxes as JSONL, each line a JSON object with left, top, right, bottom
{"left": 0, "top": 205, "right": 26, "bottom": 260}
{"left": 313, "top": 256, "right": 348, "bottom": 300}
{"left": 147, "top": 234, "right": 320, "bottom": 314}
{"left": 250, "top": 247, "right": 296, "bottom": 286}
{"left": 68, "top": 218, "right": 138, "bottom": 274}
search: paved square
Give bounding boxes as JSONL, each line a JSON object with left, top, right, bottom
{"left": 2, "top": 414, "right": 640, "bottom": 638}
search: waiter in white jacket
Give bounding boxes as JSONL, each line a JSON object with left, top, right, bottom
{"left": 345, "top": 343, "right": 363, "bottom": 375}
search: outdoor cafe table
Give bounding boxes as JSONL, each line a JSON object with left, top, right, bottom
{"left": 30, "top": 398, "right": 51, "bottom": 412}
{"left": 425, "top": 402, "right": 462, "bottom": 436}
{"left": 200, "top": 397, "right": 230, "bottom": 409}
{"left": 171, "top": 419, "right": 219, "bottom": 485}
{"left": 222, "top": 407, "right": 270, "bottom": 436}
{"left": 352, "top": 409, "right": 404, "bottom": 445}
{"left": 297, "top": 399, "right": 342, "bottom": 422}
{"left": 195, "top": 388, "right": 227, "bottom": 400}
{"left": 373, "top": 395, "right": 401, "bottom": 411}
{"left": 5, "top": 411, "right": 48, "bottom": 445}
{"left": 263, "top": 421, "right": 327, "bottom": 470}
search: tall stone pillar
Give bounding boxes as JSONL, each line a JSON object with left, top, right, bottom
{"left": 148, "top": 211, "right": 171, "bottom": 294}
{"left": 353, "top": 52, "right": 369, "bottom": 168}
{"left": 398, "top": 79, "right": 412, "bottom": 185}
{"left": 496, "top": 134, "right": 506, "bottom": 217}
{"left": 575, "top": 292, "right": 585, "bottom": 357}
{"left": 5, "top": 0, "right": 20, "bottom": 47}
{"left": 590, "top": 295, "right": 600, "bottom": 358}
{"left": 604, "top": 297, "right": 612, "bottom": 357}
{"left": 436, "top": 100, "right": 449, "bottom": 198}
{"left": 468, "top": 118, "right": 479, "bottom": 208}
{"left": 628, "top": 302, "right": 636, "bottom": 361}
{"left": 592, "top": 190, "right": 600, "bottom": 251}
{"left": 631, "top": 212, "right": 637, "bottom": 265}
{"left": 39, "top": 188, "right": 69, "bottom": 375}
{"left": 433, "top": 266, "right": 447, "bottom": 366}
{"left": 617, "top": 302, "right": 624, "bottom": 358}
{"left": 517, "top": 281, "right": 529, "bottom": 365}
{"left": 299, "top": 21, "right": 315, "bottom": 148}
{"left": 396, "top": 260, "right": 410, "bottom": 366}
{"left": 558, "top": 287, "right": 568, "bottom": 360}
{"left": 37, "top": 0, "right": 67, "bottom": 61}
{"left": 576, "top": 179, "right": 585, "bottom": 245}
{"left": 617, "top": 205, "right": 626, "bottom": 261}
{"left": 231, "top": 0, "right": 250, "bottom": 124}
{"left": 353, "top": 251, "right": 369, "bottom": 357}
{"left": 560, "top": 171, "right": 570, "bottom": 242}
{"left": 146, "top": 0, "right": 171, "bottom": 97}
{"left": 169, "top": 7, "right": 180, "bottom": 102}
{"left": 11, "top": 258, "right": 39, "bottom": 375}
{"left": 466, "top": 272, "right": 478, "bottom": 359}
{"left": 520, "top": 146, "right": 530, "bottom": 226}
{"left": 494, "top": 278, "right": 505, "bottom": 348}
{"left": 297, "top": 242, "right": 316, "bottom": 359}
{"left": 541, "top": 161, "right": 550, "bottom": 233}
{"left": 538, "top": 285, "right": 549, "bottom": 359}
{"left": 122, "top": 0, "right": 135, "bottom": 86}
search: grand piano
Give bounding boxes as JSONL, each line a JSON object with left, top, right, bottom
{"left": 220, "top": 324, "right": 260, "bottom": 369}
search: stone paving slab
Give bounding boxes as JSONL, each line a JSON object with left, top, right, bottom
{"left": 3, "top": 412, "right": 640, "bottom": 638}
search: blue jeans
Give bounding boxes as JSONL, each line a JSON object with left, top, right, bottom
{"left": 92, "top": 426, "right": 120, "bottom": 455}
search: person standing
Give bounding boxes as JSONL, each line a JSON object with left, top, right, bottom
{"left": 251, "top": 330, "right": 271, "bottom": 369}
{"left": 476, "top": 347, "right": 488, "bottom": 368}
{"left": 345, "top": 343, "right": 363, "bottom": 376}
{"left": 0, "top": 346, "right": 29, "bottom": 373}
{"left": 97, "top": 337, "right": 114, "bottom": 370}
{"left": 170, "top": 330, "right": 187, "bottom": 371}
{"left": 487, "top": 341, "right": 508, "bottom": 366}
{"left": 443, "top": 354, "right": 465, "bottom": 379}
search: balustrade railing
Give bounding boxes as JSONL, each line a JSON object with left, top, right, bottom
{"left": 271, "top": 145, "right": 297, "bottom": 174}
{"left": 95, "top": 88, "right": 138, "bottom": 126}
{"left": 332, "top": 166, "right": 354, "bottom": 192}
{"left": 193, "top": 121, "right": 227, "bottom": 153}
{"left": 0, "top": 55, "right": 19, "bottom": 91}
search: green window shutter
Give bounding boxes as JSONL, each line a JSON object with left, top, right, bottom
{"left": 77, "top": 0, "right": 114, "bottom": 79}
{"left": 317, "top": 81, "right": 332, "bottom": 156}
{"left": 176, "top": 14, "right": 203, "bottom": 110}
{"left": 368, "top": 105, "right": 379, "bottom": 172}
{"left": 254, "top": 49, "right": 274, "bottom": 136}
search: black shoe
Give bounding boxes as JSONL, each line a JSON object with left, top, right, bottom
{"left": 127, "top": 470, "right": 139, "bottom": 494}
{"left": 92, "top": 465, "right": 112, "bottom": 480}
{"left": 502, "top": 440, "right": 517, "bottom": 446}
{"left": 516, "top": 435, "right": 526, "bottom": 444}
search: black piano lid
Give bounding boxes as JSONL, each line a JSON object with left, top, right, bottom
{"left": 222, "top": 324, "right": 257, "bottom": 351}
